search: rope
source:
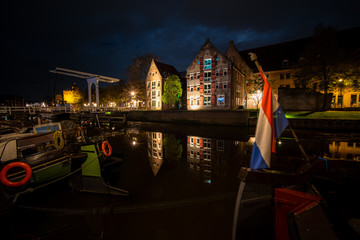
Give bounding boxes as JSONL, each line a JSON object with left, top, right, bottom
{"left": 53, "top": 130, "right": 64, "bottom": 151}
{"left": 317, "top": 157, "right": 328, "bottom": 169}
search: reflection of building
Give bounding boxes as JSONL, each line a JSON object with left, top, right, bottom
{"left": 147, "top": 131, "right": 163, "bottom": 176}
{"left": 187, "top": 136, "right": 228, "bottom": 183}
{"left": 328, "top": 141, "right": 360, "bottom": 160}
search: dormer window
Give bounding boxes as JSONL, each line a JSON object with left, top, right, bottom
{"left": 204, "top": 59, "right": 212, "bottom": 70}
{"left": 282, "top": 59, "right": 289, "bottom": 67}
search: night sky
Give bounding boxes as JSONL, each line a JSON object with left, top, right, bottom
{"left": 2, "top": 0, "right": 360, "bottom": 101}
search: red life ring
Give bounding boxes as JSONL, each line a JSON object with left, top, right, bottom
{"left": 0, "top": 162, "right": 32, "bottom": 187}
{"left": 102, "top": 141, "right": 112, "bottom": 157}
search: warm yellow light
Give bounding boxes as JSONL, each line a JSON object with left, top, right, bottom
{"left": 339, "top": 79, "right": 343, "bottom": 82}
{"left": 131, "top": 91, "right": 135, "bottom": 96}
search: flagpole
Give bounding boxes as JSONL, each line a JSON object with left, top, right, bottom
{"left": 248, "top": 53, "right": 310, "bottom": 164}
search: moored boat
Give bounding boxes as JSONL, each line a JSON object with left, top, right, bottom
{"left": 0, "top": 124, "right": 129, "bottom": 202}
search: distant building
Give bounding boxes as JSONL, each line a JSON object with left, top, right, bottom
{"left": 239, "top": 27, "right": 360, "bottom": 109}
{"left": 145, "top": 59, "right": 181, "bottom": 110}
{"left": 0, "top": 95, "right": 24, "bottom": 106}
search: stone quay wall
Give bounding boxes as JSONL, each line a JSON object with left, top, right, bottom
{"left": 125, "top": 110, "right": 249, "bottom": 126}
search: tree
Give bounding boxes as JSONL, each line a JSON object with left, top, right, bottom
{"left": 293, "top": 25, "right": 345, "bottom": 94}
{"left": 162, "top": 75, "right": 183, "bottom": 109}
{"left": 126, "top": 53, "right": 160, "bottom": 104}
{"left": 245, "top": 75, "right": 264, "bottom": 109}
{"left": 100, "top": 81, "right": 127, "bottom": 106}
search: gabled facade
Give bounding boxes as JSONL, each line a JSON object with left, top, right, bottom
{"left": 186, "top": 39, "right": 246, "bottom": 110}
{"left": 145, "top": 59, "right": 179, "bottom": 110}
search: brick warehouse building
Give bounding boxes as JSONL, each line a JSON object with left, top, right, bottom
{"left": 186, "top": 39, "right": 250, "bottom": 110}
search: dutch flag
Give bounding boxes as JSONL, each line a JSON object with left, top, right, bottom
{"left": 250, "top": 67, "right": 289, "bottom": 169}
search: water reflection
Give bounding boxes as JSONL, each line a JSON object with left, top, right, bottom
{"left": 186, "top": 136, "right": 252, "bottom": 184}
{"left": 327, "top": 141, "right": 360, "bottom": 160}
{"left": 147, "top": 132, "right": 163, "bottom": 176}
{"left": 7, "top": 123, "right": 360, "bottom": 240}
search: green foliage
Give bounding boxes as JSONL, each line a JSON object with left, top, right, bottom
{"left": 162, "top": 75, "right": 183, "bottom": 108}
{"left": 163, "top": 135, "right": 183, "bottom": 162}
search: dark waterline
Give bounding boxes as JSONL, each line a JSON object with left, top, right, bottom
{"left": 3, "top": 122, "right": 360, "bottom": 239}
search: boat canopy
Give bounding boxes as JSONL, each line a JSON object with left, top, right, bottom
{"left": 0, "top": 140, "right": 18, "bottom": 163}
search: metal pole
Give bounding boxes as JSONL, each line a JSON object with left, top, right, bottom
{"left": 232, "top": 181, "right": 246, "bottom": 240}
{"left": 249, "top": 52, "right": 310, "bottom": 163}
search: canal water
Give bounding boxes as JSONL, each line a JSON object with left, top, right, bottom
{"left": 3, "top": 122, "right": 360, "bottom": 239}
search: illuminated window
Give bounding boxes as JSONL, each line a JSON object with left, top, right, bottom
{"left": 190, "top": 97, "right": 194, "bottom": 106}
{"left": 204, "top": 96, "right": 211, "bottom": 106}
{"left": 204, "top": 59, "right": 212, "bottom": 69}
{"left": 217, "top": 95, "right": 225, "bottom": 105}
{"left": 204, "top": 71, "right": 211, "bottom": 82}
{"left": 204, "top": 150, "right": 211, "bottom": 160}
{"left": 351, "top": 95, "right": 357, "bottom": 105}
{"left": 282, "top": 59, "right": 289, "bottom": 67}
{"left": 217, "top": 140, "right": 224, "bottom": 150}
{"left": 157, "top": 100, "right": 161, "bottom": 107}
{"left": 206, "top": 96, "right": 212, "bottom": 106}
{"left": 196, "top": 96, "right": 200, "bottom": 105}
{"left": 204, "top": 138, "right": 211, "bottom": 148}
{"left": 204, "top": 83, "right": 211, "bottom": 94}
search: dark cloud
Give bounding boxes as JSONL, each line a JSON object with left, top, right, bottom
{"left": 1, "top": 0, "right": 360, "bottom": 101}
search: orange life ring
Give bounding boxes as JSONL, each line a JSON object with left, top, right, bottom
{"left": 0, "top": 162, "right": 32, "bottom": 187}
{"left": 102, "top": 141, "right": 112, "bottom": 157}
